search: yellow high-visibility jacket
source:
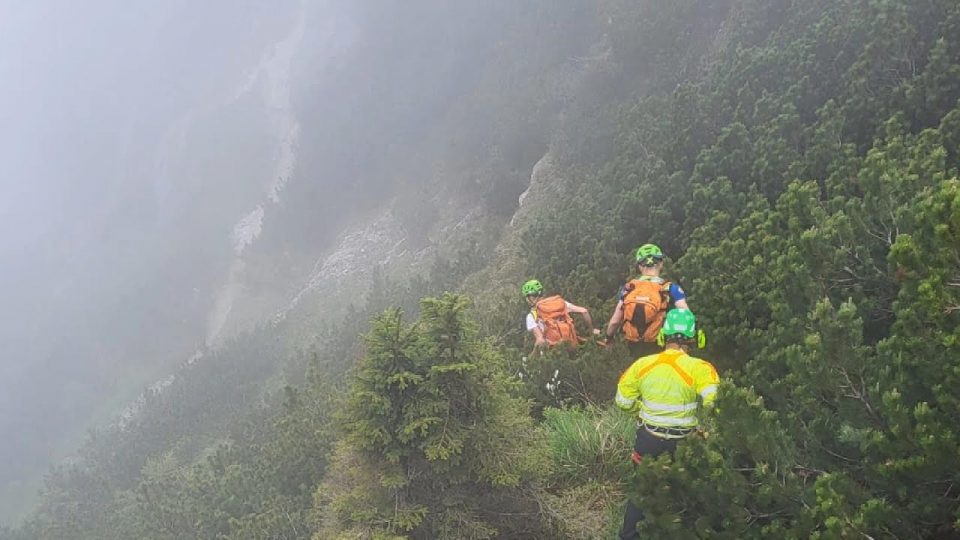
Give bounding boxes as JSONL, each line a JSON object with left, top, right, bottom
{"left": 615, "top": 349, "right": 719, "bottom": 429}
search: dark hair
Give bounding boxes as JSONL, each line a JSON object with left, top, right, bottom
{"left": 663, "top": 333, "right": 694, "bottom": 345}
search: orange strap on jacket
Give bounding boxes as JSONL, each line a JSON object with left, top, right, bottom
{"left": 635, "top": 352, "right": 694, "bottom": 387}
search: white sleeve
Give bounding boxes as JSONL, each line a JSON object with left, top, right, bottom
{"left": 525, "top": 312, "right": 538, "bottom": 331}
{"left": 565, "top": 301, "right": 574, "bottom": 310}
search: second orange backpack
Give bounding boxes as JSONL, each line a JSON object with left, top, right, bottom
{"left": 621, "top": 278, "right": 671, "bottom": 343}
{"left": 534, "top": 295, "right": 578, "bottom": 345}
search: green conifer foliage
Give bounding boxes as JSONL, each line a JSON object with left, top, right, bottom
{"left": 318, "top": 294, "right": 547, "bottom": 539}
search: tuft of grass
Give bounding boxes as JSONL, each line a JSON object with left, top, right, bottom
{"left": 535, "top": 480, "right": 625, "bottom": 540}
{"left": 542, "top": 405, "right": 635, "bottom": 484}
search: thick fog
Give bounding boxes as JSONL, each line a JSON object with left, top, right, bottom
{"left": 0, "top": 0, "right": 304, "bottom": 521}
{"left": 0, "top": 0, "right": 550, "bottom": 524}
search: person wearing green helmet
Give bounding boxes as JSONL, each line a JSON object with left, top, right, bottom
{"left": 522, "top": 279, "right": 599, "bottom": 354}
{"left": 614, "top": 308, "right": 718, "bottom": 539}
{"left": 603, "top": 243, "right": 690, "bottom": 358}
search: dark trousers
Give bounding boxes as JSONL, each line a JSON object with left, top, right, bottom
{"left": 619, "top": 428, "right": 679, "bottom": 540}
{"left": 627, "top": 340, "right": 661, "bottom": 360}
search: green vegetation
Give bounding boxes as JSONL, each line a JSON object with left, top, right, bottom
{"left": 317, "top": 294, "right": 546, "bottom": 539}
{"left": 5, "top": 0, "right": 960, "bottom": 538}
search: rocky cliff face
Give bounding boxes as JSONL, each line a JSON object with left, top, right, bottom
{"left": 204, "top": 5, "right": 307, "bottom": 347}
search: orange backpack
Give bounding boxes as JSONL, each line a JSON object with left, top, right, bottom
{"left": 621, "top": 278, "right": 671, "bottom": 343}
{"left": 533, "top": 295, "right": 578, "bottom": 345}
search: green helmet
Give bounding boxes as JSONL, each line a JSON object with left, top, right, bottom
{"left": 521, "top": 279, "right": 544, "bottom": 297}
{"left": 662, "top": 308, "right": 696, "bottom": 338}
{"left": 635, "top": 243, "right": 664, "bottom": 267}
{"left": 658, "top": 308, "right": 706, "bottom": 348}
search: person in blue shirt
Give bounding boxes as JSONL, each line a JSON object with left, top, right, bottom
{"left": 603, "top": 244, "right": 690, "bottom": 358}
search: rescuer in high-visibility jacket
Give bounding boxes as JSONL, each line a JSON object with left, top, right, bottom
{"left": 615, "top": 308, "right": 719, "bottom": 540}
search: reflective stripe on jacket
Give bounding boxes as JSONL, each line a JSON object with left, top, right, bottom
{"left": 615, "top": 349, "right": 719, "bottom": 429}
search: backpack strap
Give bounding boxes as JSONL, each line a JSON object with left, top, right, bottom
{"left": 661, "top": 280, "right": 672, "bottom": 307}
